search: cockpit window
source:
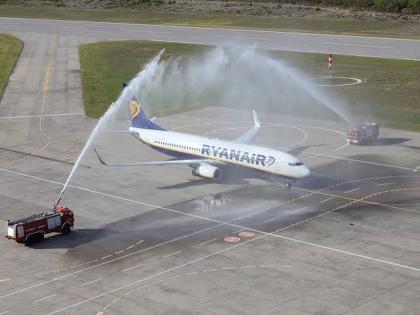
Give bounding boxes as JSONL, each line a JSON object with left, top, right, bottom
{"left": 288, "top": 162, "right": 304, "bottom": 167}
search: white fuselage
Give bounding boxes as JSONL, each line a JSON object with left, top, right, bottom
{"left": 130, "top": 127, "right": 310, "bottom": 180}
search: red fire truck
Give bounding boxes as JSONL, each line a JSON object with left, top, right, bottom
{"left": 346, "top": 122, "right": 379, "bottom": 144}
{"left": 6, "top": 207, "right": 74, "bottom": 245}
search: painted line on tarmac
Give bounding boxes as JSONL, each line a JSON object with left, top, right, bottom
{"left": 0, "top": 113, "right": 84, "bottom": 119}
{"left": 33, "top": 294, "right": 56, "bottom": 304}
{"left": 305, "top": 152, "right": 417, "bottom": 172}
{"left": 0, "top": 311, "right": 9, "bottom": 315}
{"left": 0, "top": 279, "right": 10, "bottom": 283}
{"left": 1, "top": 168, "right": 420, "bottom": 302}
{"left": 47, "top": 197, "right": 420, "bottom": 315}
{"left": 80, "top": 278, "right": 103, "bottom": 287}
{"left": 323, "top": 42, "right": 393, "bottom": 49}
{"left": 163, "top": 251, "right": 182, "bottom": 258}
{"left": 345, "top": 187, "right": 360, "bottom": 194}
{"left": 123, "top": 264, "right": 144, "bottom": 272}
{"left": 320, "top": 197, "right": 334, "bottom": 203}
{"left": 330, "top": 142, "right": 350, "bottom": 153}
{"left": 197, "top": 239, "right": 217, "bottom": 246}
{"left": 376, "top": 182, "right": 393, "bottom": 187}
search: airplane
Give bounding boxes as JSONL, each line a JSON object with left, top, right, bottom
{"left": 94, "top": 95, "right": 310, "bottom": 188}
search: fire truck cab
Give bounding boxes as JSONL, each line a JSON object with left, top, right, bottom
{"left": 6, "top": 207, "right": 74, "bottom": 245}
{"left": 346, "top": 122, "right": 379, "bottom": 144}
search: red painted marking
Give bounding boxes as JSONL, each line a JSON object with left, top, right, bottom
{"left": 224, "top": 236, "right": 240, "bottom": 243}
{"left": 239, "top": 231, "right": 255, "bottom": 238}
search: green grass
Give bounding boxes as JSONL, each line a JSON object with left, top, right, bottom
{"left": 79, "top": 41, "right": 207, "bottom": 118}
{"left": 0, "top": 33, "right": 22, "bottom": 100}
{"left": 1, "top": 5, "right": 420, "bottom": 39}
{"left": 79, "top": 40, "right": 420, "bottom": 131}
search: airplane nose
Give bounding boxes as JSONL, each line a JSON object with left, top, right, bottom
{"left": 300, "top": 166, "right": 310, "bottom": 178}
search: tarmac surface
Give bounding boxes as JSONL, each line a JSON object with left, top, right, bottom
{"left": 1, "top": 20, "right": 420, "bottom": 315}
{"left": 1, "top": 17, "right": 420, "bottom": 60}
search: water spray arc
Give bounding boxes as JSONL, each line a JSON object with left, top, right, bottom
{"left": 55, "top": 50, "right": 165, "bottom": 205}
{"left": 55, "top": 47, "right": 353, "bottom": 205}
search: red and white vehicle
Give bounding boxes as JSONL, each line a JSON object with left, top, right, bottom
{"left": 346, "top": 122, "right": 379, "bottom": 144}
{"left": 6, "top": 207, "right": 74, "bottom": 245}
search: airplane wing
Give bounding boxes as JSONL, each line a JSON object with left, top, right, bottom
{"left": 234, "top": 111, "right": 261, "bottom": 144}
{"left": 94, "top": 149, "right": 222, "bottom": 167}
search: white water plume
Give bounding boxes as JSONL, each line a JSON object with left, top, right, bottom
{"left": 57, "top": 47, "right": 353, "bottom": 203}
{"left": 131, "top": 47, "right": 353, "bottom": 124}
{"left": 57, "top": 51, "right": 164, "bottom": 202}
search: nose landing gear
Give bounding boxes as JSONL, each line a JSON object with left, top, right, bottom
{"left": 286, "top": 179, "right": 293, "bottom": 189}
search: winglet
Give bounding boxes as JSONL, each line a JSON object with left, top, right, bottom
{"left": 253, "top": 110, "right": 261, "bottom": 128}
{"left": 94, "top": 149, "right": 108, "bottom": 166}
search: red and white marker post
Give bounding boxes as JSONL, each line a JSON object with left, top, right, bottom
{"left": 328, "top": 53, "right": 334, "bottom": 78}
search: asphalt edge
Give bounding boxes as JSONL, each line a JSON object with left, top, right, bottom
{"left": 0, "top": 34, "right": 24, "bottom": 103}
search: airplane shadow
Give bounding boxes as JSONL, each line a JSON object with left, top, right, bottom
{"left": 30, "top": 153, "right": 412, "bottom": 252}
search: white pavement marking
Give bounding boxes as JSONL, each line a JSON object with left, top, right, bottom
{"left": 264, "top": 207, "right": 307, "bottom": 223}
{"left": 376, "top": 182, "right": 393, "bottom": 187}
{"left": 0, "top": 311, "right": 9, "bottom": 315}
{"left": 307, "top": 152, "right": 416, "bottom": 172}
{"left": 136, "top": 240, "right": 144, "bottom": 245}
{"left": 345, "top": 187, "right": 360, "bottom": 194}
{"left": 48, "top": 211, "right": 420, "bottom": 315}
{"left": 320, "top": 197, "right": 335, "bottom": 203}
{"left": 69, "top": 264, "right": 84, "bottom": 269}
{"left": 163, "top": 251, "right": 182, "bottom": 258}
{"left": 323, "top": 42, "right": 393, "bottom": 49}
{"left": 263, "top": 217, "right": 278, "bottom": 224}
{"left": 103, "top": 297, "right": 121, "bottom": 311}
{"left": 101, "top": 255, "right": 112, "bottom": 260}
{"left": 126, "top": 245, "right": 135, "bottom": 250}
{"left": 1, "top": 168, "right": 420, "bottom": 301}
{"left": 80, "top": 278, "right": 103, "bottom": 287}
{"left": 114, "top": 250, "right": 125, "bottom": 255}
{"left": 86, "top": 259, "right": 99, "bottom": 264}
{"left": 123, "top": 264, "right": 144, "bottom": 272}
{"left": 33, "top": 294, "right": 56, "bottom": 304}
{"left": 197, "top": 239, "right": 217, "bottom": 246}
{"left": 221, "top": 267, "right": 236, "bottom": 270}
{"left": 0, "top": 113, "right": 84, "bottom": 119}
{"left": 260, "top": 265, "right": 291, "bottom": 268}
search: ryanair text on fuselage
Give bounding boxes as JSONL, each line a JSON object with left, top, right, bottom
{"left": 201, "top": 144, "right": 275, "bottom": 167}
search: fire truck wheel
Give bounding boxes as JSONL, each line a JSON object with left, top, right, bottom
{"left": 62, "top": 223, "right": 71, "bottom": 235}
{"left": 25, "top": 233, "right": 44, "bottom": 245}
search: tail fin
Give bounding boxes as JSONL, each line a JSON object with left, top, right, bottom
{"left": 128, "top": 96, "right": 166, "bottom": 131}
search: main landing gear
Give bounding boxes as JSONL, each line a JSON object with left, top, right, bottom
{"left": 286, "top": 179, "right": 293, "bottom": 190}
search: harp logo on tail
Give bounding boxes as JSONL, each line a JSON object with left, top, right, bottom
{"left": 129, "top": 100, "right": 141, "bottom": 119}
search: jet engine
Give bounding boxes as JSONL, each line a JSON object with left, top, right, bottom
{"left": 192, "top": 164, "right": 223, "bottom": 181}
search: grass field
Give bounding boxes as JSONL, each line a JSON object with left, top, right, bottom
{"left": 1, "top": 5, "right": 420, "bottom": 39}
{"left": 0, "top": 33, "right": 22, "bottom": 100}
{"left": 79, "top": 40, "right": 420, "bottom": 131}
